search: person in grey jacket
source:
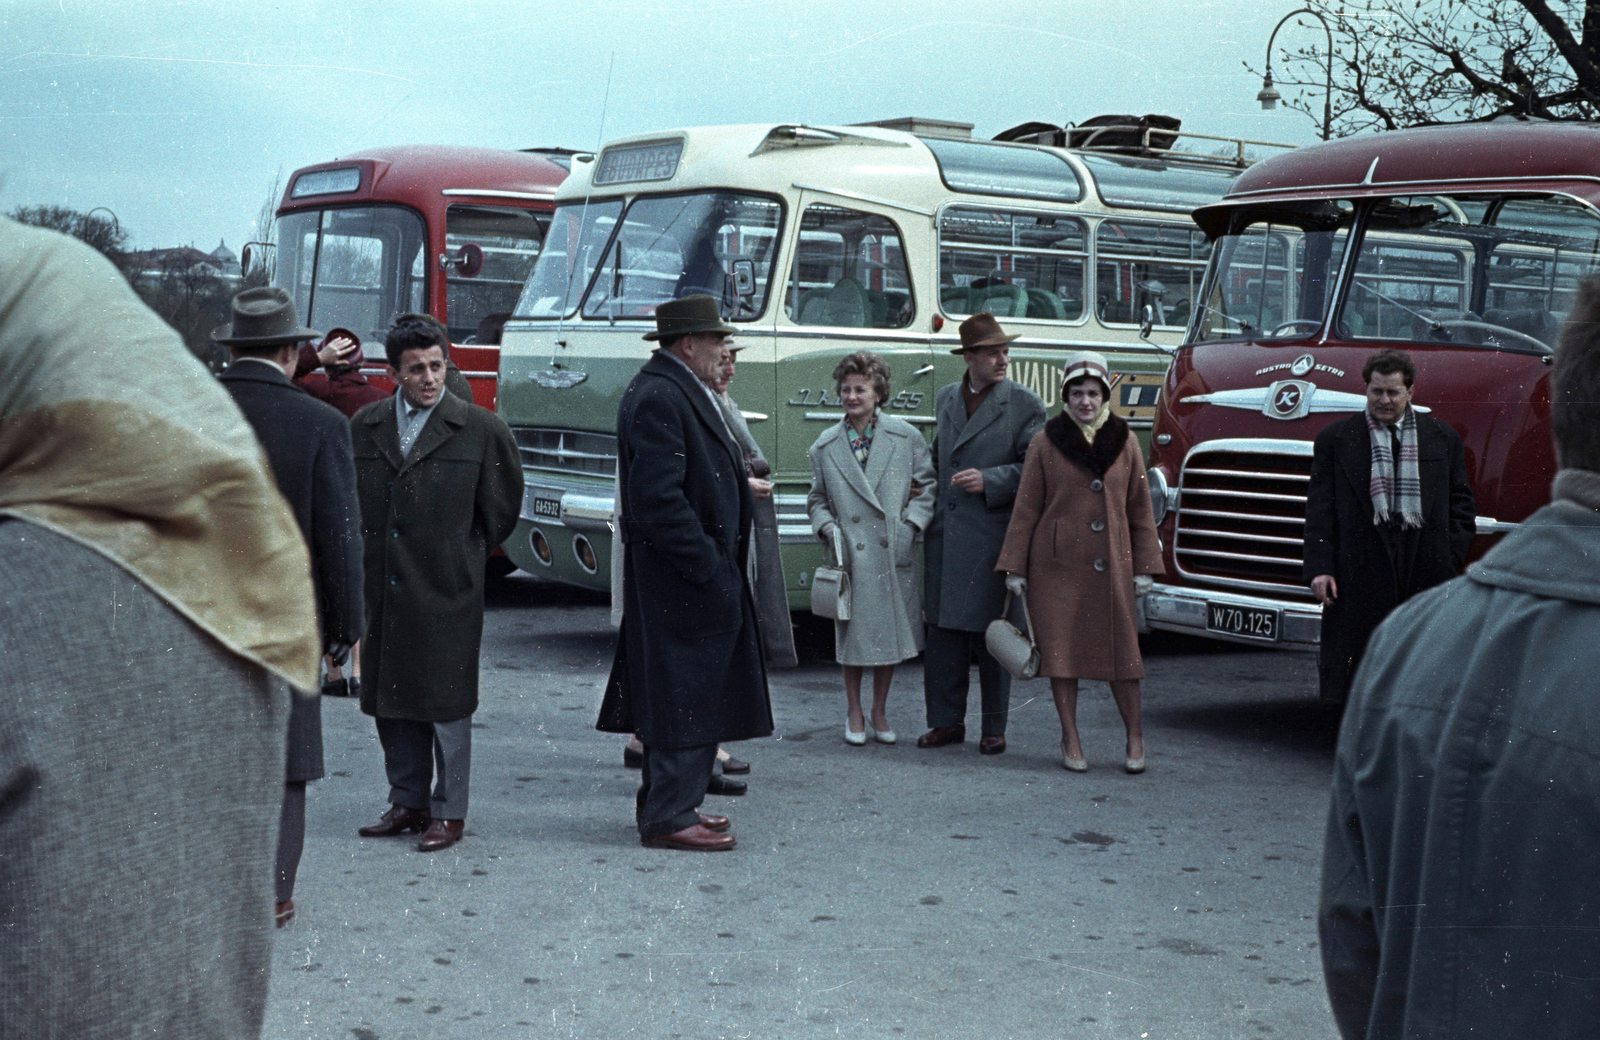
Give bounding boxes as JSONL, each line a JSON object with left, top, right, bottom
{"left": 807, "top": 351, "right": 936, "bottom": 744}
{"left": 1318, "top": 280, "right": 1600, "bottom": 1039}
{"left": 918, "top": 313, "right": 1047, "bottom": 755}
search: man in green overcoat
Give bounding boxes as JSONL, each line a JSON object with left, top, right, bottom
{"left": 351, "top": 314, "right": 522, "bottom": 852}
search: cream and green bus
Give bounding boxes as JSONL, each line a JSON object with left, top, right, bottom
{"left": 497, "top": 117, "right": 1288, "bottom": 603}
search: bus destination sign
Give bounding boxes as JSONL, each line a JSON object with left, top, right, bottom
{"left": 593, "top": 140, "right": 684, "bottom": 186}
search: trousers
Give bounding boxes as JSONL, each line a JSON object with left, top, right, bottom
{"left": 923, "top": 624, "right": 1012, "bottom": 737}
{"left": 636, "top": 744, "right": 716, "bottom": 838}
{"left": 375, "top": 715, "right": 472, "bottom": 819}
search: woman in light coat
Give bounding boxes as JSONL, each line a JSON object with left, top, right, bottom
{"left": 807, "top": 351, "right": 936, "bottom": 745}
{"left": 995, "top": 351, "right": 1162, "bottom": 773}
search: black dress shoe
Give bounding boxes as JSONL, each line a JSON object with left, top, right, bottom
{"left": 706, "top": 773, "right": 747, "bottom": 796}
{"left": 978, "top": 735, "right": 1007, "bottom": 755}
{"left": 719, "top": 755, "right": 750, "bottom": 775}
{"left": 320, "top": 677, "right": 349, "bottom": 697}
{"left": 357, "top": 804, "right": 430, "bottom": 837}
{"left": 623, "top": 745, "right": 643, "bottom": 769}
{"left": 347, "top": 676, "right": 361, "bottom": 700}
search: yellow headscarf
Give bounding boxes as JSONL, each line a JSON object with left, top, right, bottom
{"left": 0, "top": 218, "right": 319, "bottom": 690}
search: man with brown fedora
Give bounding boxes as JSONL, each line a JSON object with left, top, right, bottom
{"left": 596, "top": 295, "right": 774, "bottom": 851}
{"left": 214, "top": 286, "right": 365, "bottom": 924}
{"left": 918, "top": 312, "right": 1046, "bottom": 755}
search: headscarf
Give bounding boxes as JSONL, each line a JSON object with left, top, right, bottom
{"left": 0, "top": 217, "right": 320, "bottom": 690}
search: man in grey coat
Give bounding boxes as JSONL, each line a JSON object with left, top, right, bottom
{"left": 918, "top": 313, "right": 1047, "bottom": 755}
{"left": 1318, "top": 282, "right": 1600, "bottom": 1039}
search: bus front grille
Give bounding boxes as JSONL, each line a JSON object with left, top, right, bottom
{"left": 1173, "top": 441, "right": 1315, "bottom": 598}
{"left": 512, "top": 428, "right": 617, "bottom": 478}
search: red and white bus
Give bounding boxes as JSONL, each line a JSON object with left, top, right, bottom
{"left": 1143, "top": 121, "right": 1584, "bottom": 685}
{"left": 262, "top": 144, "right": 571, "bottom": 409}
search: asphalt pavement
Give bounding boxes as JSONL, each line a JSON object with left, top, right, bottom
{"left": 262, "top": 573, "right": 1344, "bottom": 1040}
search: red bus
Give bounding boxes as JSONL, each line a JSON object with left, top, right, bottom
{"left": 1142, "top": 121, "right": 1581, "bottom": 686}
{"left": 262, "top": 144, "right": 571, "bottom": 409}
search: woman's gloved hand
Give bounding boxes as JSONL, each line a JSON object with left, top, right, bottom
{"left": 1134, "top": 574, "right": 1154, "bottom": 597}
{"left": 1005, "top": 573, "right": 1028, "bottom": 597}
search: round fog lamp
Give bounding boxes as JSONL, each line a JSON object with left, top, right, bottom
{"left": 573, "top": 534, "right": 598, "bottom": 574}
{"left": 529, "top": 527, "right": 553, "bottom": 566}
{"left": 1148, "top": 466, "right": 1172, "bottom": 526}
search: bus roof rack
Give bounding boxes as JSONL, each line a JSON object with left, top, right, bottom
{"left": 850, "top": 116, "right": 975, "bottom": 139}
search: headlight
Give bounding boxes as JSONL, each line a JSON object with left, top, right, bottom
{"left": 1149, "top": 466, "right": 1172, "bottom": 526}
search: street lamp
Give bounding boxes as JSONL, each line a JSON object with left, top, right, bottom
{"left": 1258, "top": 8, "right": 1334, "bottom": 140}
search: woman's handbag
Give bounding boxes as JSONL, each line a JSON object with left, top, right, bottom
{"left": 810, "top": 526, "right": 852, "bottom": 621}
{"left": 985, "top": 590, "right": 1040, "bottom": 681}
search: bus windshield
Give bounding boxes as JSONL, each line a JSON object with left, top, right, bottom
{"left": 1194, "top": 201, "right": 1354, "bottom": 343}
{"left": 516, "top": 192, "right": 783, "bottom": 321}
{"left": 274, "top": 205, "right": 427, "bottom": 342}
{"left": 1196, "top": 193, "right": 1600, "bottom": 352}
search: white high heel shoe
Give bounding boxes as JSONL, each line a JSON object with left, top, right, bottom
{"left": 845, "top": 724, "right": 867, "bottom": 746}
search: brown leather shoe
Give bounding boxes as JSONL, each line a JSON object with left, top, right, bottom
{"left": 916, "top": 725, "right": 966, "bottom": 748}
{"left": 417, "top": 818, "right": 464, "bottom": 852}
{"left": 357, "top": 804, "right": 430, "bottom": 837}
{"left": 274, "top": 900, "right": 295, "bottom": 928}
{"left": 697, "top": 811, "right": 730, "bottom": 832}
{"left": 978, "top": 735, "right": 1007, "bottom": 755}
{"left": 641, "top": 823, "right": 735, "bottom": 851}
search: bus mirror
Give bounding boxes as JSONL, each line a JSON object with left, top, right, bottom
{"left": 1140, "top": 304, "right": 1155, "bottom": 339}
{"left": 240, "top": 244, "right": 252, "bottom": 274}
{"left": 441, "top": 243, "right": 485, "bottom": 278}
{"left": 731, "top": 258, "right": 756, "bottom": 298}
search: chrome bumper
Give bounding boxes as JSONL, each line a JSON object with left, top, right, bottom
{"left": 1138, "top": 582, "right": 1321, "bottom": 651}
{"left": 521, "top": 481, "right": 614, "bottom": 535}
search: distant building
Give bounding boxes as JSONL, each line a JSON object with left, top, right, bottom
{"left": 126, "top": 239, "right": 242, "bottom": 290}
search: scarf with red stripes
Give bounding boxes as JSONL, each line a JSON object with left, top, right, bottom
{"left": 1366, "top": 407, "right": 1423, "bottom": 529}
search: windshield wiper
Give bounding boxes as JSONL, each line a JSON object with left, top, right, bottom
{"left": 1197, "top": 302, "right": 1252, "bottom": 336}
{"left": 1351, "top": 280, "right": 1442, "bottom": 332}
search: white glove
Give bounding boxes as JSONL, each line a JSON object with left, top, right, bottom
{"left": 1005, "top": 573, "right": 1028, "bottom": 596}
{"left": 1134, "top": 574, "right": 1154, "bottom": 596}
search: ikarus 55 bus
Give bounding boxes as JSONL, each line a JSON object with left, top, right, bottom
{"left": 497, "top": 117, "right": 1290, "bottom": 602}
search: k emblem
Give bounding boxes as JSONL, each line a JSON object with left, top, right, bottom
{"left": 1263, "top": 379, "right": 1315, "bottom": 420}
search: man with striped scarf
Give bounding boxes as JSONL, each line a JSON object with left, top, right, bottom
{"left": 1303, "top": 350, "right": 1476, "bottom": 702}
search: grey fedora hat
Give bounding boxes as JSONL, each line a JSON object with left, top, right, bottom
{"left": 642, "top": 294, "right": 737, "bottom": 342}
{"left": 212, "top": 287, "right": 321, "bottom": 347}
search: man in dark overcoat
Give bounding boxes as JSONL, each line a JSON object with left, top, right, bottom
{"left": 597, "top": 295, "right": 774, "bottom": 851}
{"left": 351, "top": 314, "right": 522, "bottom": 852}
{"left": 1303, "top": 349, "right": 1475, "bottom": 702}
{"left": 215, "top": 287, "right": 364, "bottom": 925}
{"left": 918, "top": 312, "right": 1047, "bottom": 755}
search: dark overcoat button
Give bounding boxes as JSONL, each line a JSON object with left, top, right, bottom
{"left": 1090, "top": 479, "right": 1104, "bottom": 492}
{"left": 856, "top": 542, "right": 865, "bottom": 550}
{"left": 852, "top": 515, "right": 860, "bottom": 523}
{"left": 1093, "top": 558, "right": 1106, "bottom": 572}
{"left": 1090, "top": 519, "right": 1105, "bottom": 532}
{"left": 389, "top": 576, "right": 399, "bottom": 585}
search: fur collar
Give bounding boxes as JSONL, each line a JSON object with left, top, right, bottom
{"left": 1045, "top": 410, "right": 1129, "bottom": 476}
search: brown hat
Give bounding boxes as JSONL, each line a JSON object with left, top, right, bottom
{"left": 643, "top": 294, "right": 738, "bottom": 342}
{"left": 950, "top": 311, "right": 1020, "bottom": 355}
{"left": 212, "top": 287, "right": 320, "bottom": 346}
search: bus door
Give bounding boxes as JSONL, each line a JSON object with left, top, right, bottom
{"left": 773, "top": 190, "right": 936, "bottom": 478}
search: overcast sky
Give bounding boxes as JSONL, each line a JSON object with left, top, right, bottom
{"left": 2, "top": 0, "right": 1327, "bottom": 251}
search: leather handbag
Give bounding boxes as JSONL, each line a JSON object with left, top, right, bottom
{"left": 810, "top": 526, "right": 852, "bottom": 621}
{"left": 985, "top": 590, "right": 1040, "bottom": 681}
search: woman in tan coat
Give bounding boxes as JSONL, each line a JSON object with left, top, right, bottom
{"left": 995, "top": 351, "right": 1162, "bottom": 773}
{"left": 808, "top": 351, "right": 936, "bottom": 745}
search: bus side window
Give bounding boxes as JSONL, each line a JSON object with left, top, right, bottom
{"left": 1094, "top": 220, "right": 1210, "bottom": 329}
{"left": 787, "top": 204, "right": 914, "bottom": 329}
{"left": 938, "top": 207, "right": 1086, "bottom": 322}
